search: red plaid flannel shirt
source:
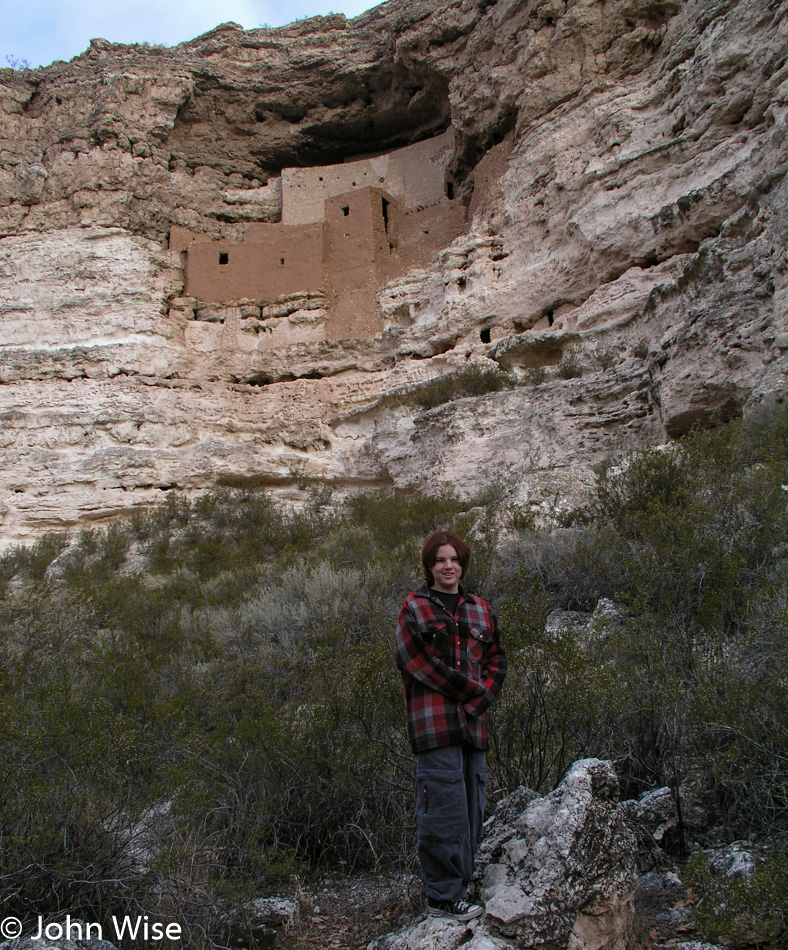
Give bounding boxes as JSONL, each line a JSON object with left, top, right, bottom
{"left": 396, "top": 584, "right": 507, "bottom": 753}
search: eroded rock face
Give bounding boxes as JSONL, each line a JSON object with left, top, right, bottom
{"left": 1, "top": 0, "right": 787, "bottom": 544}
{"left": 368, "top": 759, "right": 637, "bottom": 950}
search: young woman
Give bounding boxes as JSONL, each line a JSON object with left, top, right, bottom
{"left": 396, "top": 530, "right": 507, "bottom": 922}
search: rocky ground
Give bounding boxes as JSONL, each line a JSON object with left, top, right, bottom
{"left": 284, "top": 873, "right": 420, "bottom": 950}
{"left": 261, "top": 763, "right": 717, "bottom": 950}
{"left": 274, "top": 867, "right": 700, "bottom": 950}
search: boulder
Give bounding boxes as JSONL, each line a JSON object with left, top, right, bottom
{"left": 369, "top": 758, "right": 637, "bottom": 950}
{"left": 0, "top": 925, "right": 116, "bottom": 950}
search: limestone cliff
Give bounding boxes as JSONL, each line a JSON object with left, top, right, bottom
{"left": 1, "top": 0, "right": 786, "bottom": 544}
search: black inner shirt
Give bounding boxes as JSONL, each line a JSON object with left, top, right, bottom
{"left": 431, "top": 588, "right": 460, "bottom": 616}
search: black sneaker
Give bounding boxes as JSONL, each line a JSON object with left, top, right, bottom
{"left": 426, "top": 898, "right": 483, "bottom": 922}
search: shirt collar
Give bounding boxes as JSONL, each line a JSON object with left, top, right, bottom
{"left": 416, "top": 582, "right": 470, "bottom": 604}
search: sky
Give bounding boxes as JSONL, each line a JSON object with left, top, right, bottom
{"left": 1, "top": 0, "right": 384, "bottom": 70}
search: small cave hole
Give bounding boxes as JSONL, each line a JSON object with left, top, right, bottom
{"left": 342, "top": 205, "right": 350, "bottom": 216}
{"left": 480, "top": 327, "right": 491, "bottom": 344}
{"left": 219, "top": 252, "right": 229, "bottom": 265}
{"left": 446, "top": 180, "right": 455, "bottom": 200}
{"left": 544, "top": 308, "right": 555, "bottom": 326}
{"left": 280, "top": 257, "right": 285, "bottom": 265}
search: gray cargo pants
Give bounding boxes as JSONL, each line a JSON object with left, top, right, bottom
{"left": 413, "top": 744, "right": 488, "bottom": 903}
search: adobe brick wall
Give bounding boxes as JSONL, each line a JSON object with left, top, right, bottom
{"left": 468, "top": 138, "right": 514, "bottom": 223}
{"left": 183, "top": 223, "right": 323, "bottom": 304}
{"left": 397, "top": 200, "right": 468, "bottom": 271}
{"left": 281, "top": 128, "right": 456, "bottom": 226}
{"left": 323, "top": 187, "right": 401, "bottom": 337}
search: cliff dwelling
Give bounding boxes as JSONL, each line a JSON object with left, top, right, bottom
{"left": 2, "top": 0, "right": 785, "bottom": 546}
{"left": 169, "top": 128, "right": 472, "bottom": 338}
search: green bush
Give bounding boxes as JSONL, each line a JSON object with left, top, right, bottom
{"left": 0, "top": 531, "right": 68, "bottom": 586}
{"left": 558, "top": 344, "right": 583, "bottom": 379}
{"left": 685, "top": 850, "right": 788, "bottom": 948}
{"left": 407, "top": 364, "right": 514, "bottom": 410}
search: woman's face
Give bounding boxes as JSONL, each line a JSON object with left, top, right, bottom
{"left": 430, "top": 543, "right": 462, "bottom": 594}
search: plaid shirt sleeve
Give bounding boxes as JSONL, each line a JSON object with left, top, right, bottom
{"left": 396, "top": 599, "right": 485, "bottom": 702}
{"left": 463, "top": 613, "right": 507, "bottom": 719}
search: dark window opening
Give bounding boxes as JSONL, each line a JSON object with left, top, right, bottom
{"left": 446, "top": 181, "right": 455, "bottom": 200}
{"left": 219, "top": 252, "right": 229, "bottom": 265}
{"left": 480, "top": 328, "right": 491, "bottom": 344}
{"left": 381, "top": 197, "right": 390, "bottom": 234}
{"left": 280, "top": 257, "right": 285, "bottom": 265}
{"left": 544, "top": 309, "right": 555, "bottom": 326}
{"left": 342, "top": 205, "right": 350, "bottom": 216}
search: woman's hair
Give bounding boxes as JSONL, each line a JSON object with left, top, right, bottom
{"left": 421, "top": 530, "right": 470, "bottom": 585}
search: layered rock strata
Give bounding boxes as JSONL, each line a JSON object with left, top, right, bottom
{"left": 1, "top": 0, "right": 786, "bottom": 544}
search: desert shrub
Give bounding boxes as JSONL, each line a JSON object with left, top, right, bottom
{"left": 0, "top": 485, "right": 488, "bottom": 937}
{"left": 0, "top": 531, "right": 68, "bottom": 585}
{"left": 140, "top": 488, "right": 334, "bottom": 583}
{"left": 689, "top": 583, "right": 788, "bottom": 836}
{"left": 408, "top": 364, "right": 514, "bottom": 410}
{"left": 524, "top": 364, "right": 547, "bottom": 385}
{"left": 0, "top": 588, "right": 168, "bottom": 922}
{"left": 579, "top": 402, "right": 788, "bottom": 824}
{"left": 489, "top": 567, "right": 622, "bottom": 795}
{"left": 487, "top": 403, "right": 788, "bottom": 826}
{"left": 594, "top": 344, "right": 619, "bottom": 370}
{"left": 558, "top": 344, "right": 583, "bottom": 379}
{"left": 685, "top": 849, "right": 788, "bottom": 948}
{"left": 499, "top": 526, "right": 613, "bottom": 611}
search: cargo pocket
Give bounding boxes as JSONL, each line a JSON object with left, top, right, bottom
{"left": 475, "top": 770, "right": 488, "bottom": 835}
{"left": 414, "top": 767, "right": 465, "bottom": 842}
{"left": 465, "top": 767, "right": 487, "bottom": 857}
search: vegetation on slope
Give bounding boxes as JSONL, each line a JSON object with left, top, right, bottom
{"left": 0, "top": 402, "right": 786, "bottom": 946}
